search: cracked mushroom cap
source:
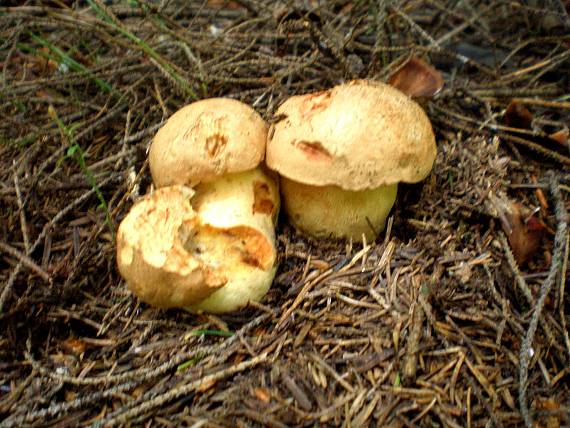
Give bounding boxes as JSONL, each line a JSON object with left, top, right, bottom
{"left": 266, "top": 80, "right": 437, "bottom": 191}
{"left": 117, "top": 183, "right": 278, "bottom": 312}
{"left": 116, "top": 186, "right": 224, "bottom": 308}
{"left": 149, "top": 98, "right": 268, "bottom": 188}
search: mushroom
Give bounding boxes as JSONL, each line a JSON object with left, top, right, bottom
{"left": 266, "top": 80, "right": 436, "bottom": 241}
{"left": 148, "top": 96, "right": 279, "bottom": 235}
{"left": 116, "top": 186, "right": 226, "bottom": 309}
{"left": 117, "top": 177, "right": 279, "bottom": 313}
{"left": 119, "top": 98, "right": 280, "bottom": 313}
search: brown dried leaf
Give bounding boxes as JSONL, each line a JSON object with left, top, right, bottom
{"left": 548, "top": 128, "right": 569, "bottom": 147}
{"left": 207, "top": 0, "right": 246, "bottom": 10}
{"left": 535, "top": 397, "right": 561, "bottom": 428}
{"left": 502, "top": 202, "right": 545, "bottom": 265}
{"left": 253, "top": 387, "right": 271, "bottom": 404}
{"left": 387, "top": 56, "right": 444, "bottom": 97}
{"left": 504, "top": 101, "right": 533, "bottom": 129}
{"left": 132, "top": 385, "right": 148, "bottom": 400}
{"left": 65, "top": 390, "right": 78, "bottom": 402}
{"left": 197, "top": 378, "right": 217, "bottom": 392}
{"left": 61, "top": 337, "right": 88, "bottom": 355}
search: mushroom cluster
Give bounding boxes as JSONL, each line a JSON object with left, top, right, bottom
{"left": 117, "top": 99, "right": 279, "bottom": 314}
{"left": 116, "top": 80, "right": 436, "bottom": 313}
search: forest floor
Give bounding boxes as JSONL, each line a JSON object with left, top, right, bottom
{"left": 1, "top": 1, "right": 569, "bottom": 427}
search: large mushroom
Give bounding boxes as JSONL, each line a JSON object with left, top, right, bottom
{"left": 266, "top": 80, "right": 436, "bottom": 241}
{"left": 118, "top": 98, "right": 280, "bottom": 313}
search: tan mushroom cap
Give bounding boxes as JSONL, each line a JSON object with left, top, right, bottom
{"left": 150, "top": 98, "right": 268, "bottom": 188}
{"left": 116, "top": 186, "right": 226, "bottom": 308}
{"left": 266, "top": 80, "right": 436, "bottom": 191}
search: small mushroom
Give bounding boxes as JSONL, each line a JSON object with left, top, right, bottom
{"left": 149, "top": 96, "right": 279, "bottom": 229}
{"left": 117, "top": 178, "right": 279, "bottom": 313}
{"left": 266, "top": 80, "right": 436, "bottom": 241}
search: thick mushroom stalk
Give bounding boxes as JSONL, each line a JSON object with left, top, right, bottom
{"left": 281, "top": 177, "right": 397, "bottom": 241}
{"left": 188, "top": 168, "right": 279, "bottom": 313}
{"left": 117, "top": 175, "right": 279, "bottom": 313}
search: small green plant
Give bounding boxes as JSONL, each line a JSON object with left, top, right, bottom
{"left": 28, "top": 33, "right": 117, "bottom": 95}
{"left": 176, "top": 354, "right": 206, "bottom": 372}
{"left": 48, "top": 105, "right": 114, "bottom": 236}
{"left": 394, "top": 371, "right": 401, "bottom": 387}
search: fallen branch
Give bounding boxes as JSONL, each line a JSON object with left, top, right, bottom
{"left": 518, "top": 172, "right": 568, "bottom": 428}
{"left": 94, "top": 352, "right": 269, "bottom": 427}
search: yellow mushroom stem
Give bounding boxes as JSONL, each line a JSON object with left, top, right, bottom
{"left": 280, "top": 177, "right": 397, "bottom": 241}
{"left": 186, "top": 168, "right": 280, "bottom": 313}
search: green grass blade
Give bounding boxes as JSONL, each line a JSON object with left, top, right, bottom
{"left": 28, "top": 33, "right": 117, "bottom": 95}
{"left": 48, "top": 105, "right": 115, "bottom": 237}
{"left": 86, "top": 0, "right": 197, "bottom": 100}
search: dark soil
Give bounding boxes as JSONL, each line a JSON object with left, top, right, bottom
{"left": 1, "top": 1, "right": 569, "bottom": 427}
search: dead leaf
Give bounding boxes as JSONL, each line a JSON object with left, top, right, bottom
{"left": 502, "top": 202, "right": 545, "bottom": 265}
{"left": 197, "top": 378, "right": 217, "bottom": 392}
{"left": 207, "top": 0, "right": 246, "bottom": 10}
{"left": 61, "top": 337, "right": 88, "bottom": 355}
{"left": 253, "top": 387, "right": 271, "bottom": 404}
{"left": 504, "top": 101, "right": 533, "bottom": 129}
{"left": 132, "top": 385, "right": 148, "bottom": 399}
{"left": 65, "top": 390, "right": 78, "bottom": 402}
{"left": 387, "top": 56, "right": 444, "bottom": 97}
{"left": 535, "top": 397, "right": 561, "bottom": 428}
{"left": 548, "top": 128, "right": 568, "bottom": 147}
